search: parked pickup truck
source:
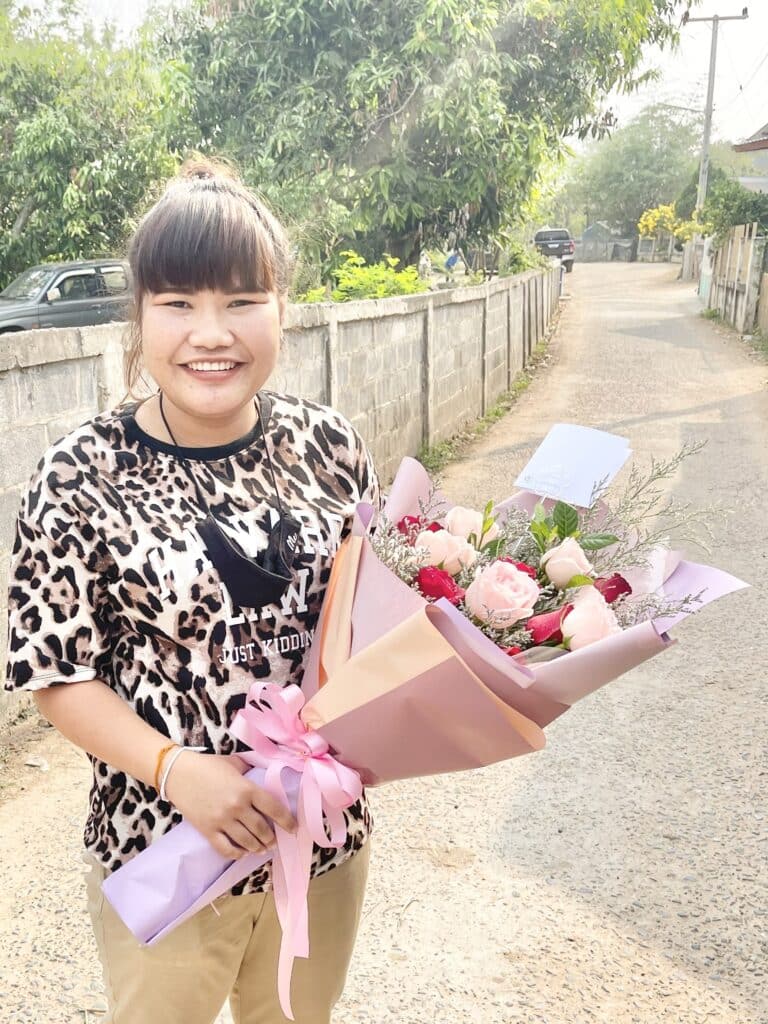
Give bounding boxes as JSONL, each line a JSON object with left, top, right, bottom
{"left": 0, "top": 259, "right": 132, "bottom": 333}
{"left": 534, "top": 228, "right": 575, "bottom": 273}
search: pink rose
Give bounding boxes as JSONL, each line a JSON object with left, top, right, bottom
{"left": 415, "top": 529, "right": 478, "bottom": 575}
{"left": 561, "top": 586, "right": 622, "bottom": 651}
{"left": 415, "top": 567, "right": 465, "bottom": 606}
{"left": 444, "top": 505, "right": 500, "bottom": 546}
{"left": 464, "top": 561, "right": 540, "bottom": 627}
{"left": 540, "top": 537, "right": 594, "bottom": 589}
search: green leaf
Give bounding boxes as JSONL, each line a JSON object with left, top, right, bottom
{"left": 552, "top": 501, "right": 579, "bottom": 538}
{"left": 482, "top": 538, "right": 506, "bottom": 558}
{"left": 529, "top": 520, "right": 550, "bottom": 553}
{"left": 580, "top": 534, "right": 620, "bottom": 551}
{"left": 565, "top": 574, "right": 593, "bottom": 589}
{"left": 532, "top": 503, "right": 547, "bottom": 524}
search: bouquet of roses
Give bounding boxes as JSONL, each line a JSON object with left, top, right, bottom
{"left": 104, "top": 425, "right": 747, "bottom": 1020}
{"left": 379, "top": 457, "right": 700, "bottom": 664}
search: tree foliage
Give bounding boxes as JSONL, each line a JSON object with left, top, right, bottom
{"left": 159, "top": 0, "right": 696, "bottom": 266}
{"left": 0, "top": 0, "right": 696, "bottom": 286}
{"left": 551, "top": 105, "right": 701, "bottom": 237}
{"left": 701, "top": 178, "right": 768, "bottom": 242}
{"left": 0, "top": 3, "right": 186, "bottom": 286}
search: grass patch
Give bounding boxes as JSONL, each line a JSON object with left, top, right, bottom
{"left": 700, "top": 307, "right": 768, "bottom": 361}
{"left": 744, "top": 329, "right": 768, "bottom": 361}
{"left": 418, "top": 326, "right": 557, "bottom": 475}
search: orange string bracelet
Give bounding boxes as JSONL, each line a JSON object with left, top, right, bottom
{"left": 154, "top": 742, "right": 178, "bottom": 793}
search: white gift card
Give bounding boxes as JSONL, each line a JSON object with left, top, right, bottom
{"left": 514, "top": 424, "right": 632, "bottom": 508}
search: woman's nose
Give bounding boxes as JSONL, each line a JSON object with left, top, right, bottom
{"left": 188, "top": 314, "right": 234, "bottom": 347}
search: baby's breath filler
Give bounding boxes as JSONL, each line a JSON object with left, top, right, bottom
{"left": 372, "top": 440, "right": 718, "bottom": 655}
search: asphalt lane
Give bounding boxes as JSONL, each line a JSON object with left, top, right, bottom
{"left": 377, "top": 261, "right": 767, "bottom": 1024}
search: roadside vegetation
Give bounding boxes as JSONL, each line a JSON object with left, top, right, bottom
{"left": 1, "top": 0, "right": 697, "bottom": 297}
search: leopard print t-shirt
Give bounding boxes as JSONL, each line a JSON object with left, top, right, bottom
{"left": 5, "top": 391, "right": 380, "bottom": 891}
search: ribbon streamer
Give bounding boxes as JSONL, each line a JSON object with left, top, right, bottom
{"left": 230, "top": 682, "right": 363, "bottom": 1020}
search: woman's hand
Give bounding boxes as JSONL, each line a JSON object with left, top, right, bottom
{"left": 164, "top": 751, "right": 297, "bottom": 860}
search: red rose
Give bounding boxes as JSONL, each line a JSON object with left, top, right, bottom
{"left": 415, "top": 567, "right": 465, "bottom": 606}
{"left": 594, "top": 574, "right": 632, "bottom": 604}
{"left": 397, "top": 516, "right": 443, "bottom": 538}
{"left": 502, "top": 645, "right": 523, "bottom": 657}
{"left": 524, "top": 605, "right": 573, "bottom": 645}
{"left": 499, "top": 558, "right": 537, "bottom": 579}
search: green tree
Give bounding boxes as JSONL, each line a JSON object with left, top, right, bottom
{"left": 551, "top": 105, "right": 701, "bottom": 237}
{"left": 0, "top": 3, "right": 187, "bottom": 287}
{"left": 701, "top": 177, "right": 768, "bottom": 241}
{"left": 160, "top": 0, "right": 695, "bottom": 268}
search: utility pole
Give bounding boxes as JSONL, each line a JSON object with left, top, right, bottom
{"left": 683, "top": 7, "right": 749, "bottom": 211}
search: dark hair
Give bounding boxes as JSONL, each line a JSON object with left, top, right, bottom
{"left": 123, "top": 157, "right": 292, "bottom": 397}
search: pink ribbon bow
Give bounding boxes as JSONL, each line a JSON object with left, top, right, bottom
{"left": 230, "top": 682, "right": 363, "bottom": 1021}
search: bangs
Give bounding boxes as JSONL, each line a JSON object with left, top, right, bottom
{"left": 130, "top": 184, "right": 283, "bottom": 297}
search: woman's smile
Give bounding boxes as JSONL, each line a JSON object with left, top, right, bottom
{"left": 181, "top": 359, "right": 245, "bottom": 381}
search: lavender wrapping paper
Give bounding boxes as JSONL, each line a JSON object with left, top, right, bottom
{"left": 102, "top": 766, "right": 302, "bottom": 944}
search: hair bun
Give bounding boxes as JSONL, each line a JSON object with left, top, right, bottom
{"left": 178, "top": 156, "right": 239, "bottom": 183}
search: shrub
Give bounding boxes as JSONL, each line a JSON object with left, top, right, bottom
{"left": 330, "top": 251, "right": 427, "bottom": 302}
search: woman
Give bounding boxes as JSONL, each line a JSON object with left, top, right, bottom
{"left": 4, "top": 160, "right": 380, "bottom": 1024}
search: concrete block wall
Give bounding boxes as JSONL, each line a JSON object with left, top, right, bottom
{"left": 0, "top": 266, "right": 560, "bottom": 724}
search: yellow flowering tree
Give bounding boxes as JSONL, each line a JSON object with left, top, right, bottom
{"left": 638, "top": 203, "right": 706, "bottom": 243}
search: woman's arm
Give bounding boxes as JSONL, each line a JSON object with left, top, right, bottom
{"left": 34, "top": 681, "right": 296, "bottom": 858}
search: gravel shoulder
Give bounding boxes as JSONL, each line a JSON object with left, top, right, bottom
{"left": 1, "top": 263, "right": 766, "bottom": 1024}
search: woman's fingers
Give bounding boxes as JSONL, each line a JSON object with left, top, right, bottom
{"left": 247, "top": 784, "right": 297, "bottom": 834}
{"left": 211, "top": 831, "right": 250, "bottom": 861}
{"left": 233, "top": 806, "right": 278, "bottom": 847}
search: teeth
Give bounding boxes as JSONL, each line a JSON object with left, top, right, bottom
{"left": 186, "top": 361, "right": 238, "bottom": 372}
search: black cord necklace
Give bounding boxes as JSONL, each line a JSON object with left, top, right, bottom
{"left": 157, "top": 392, "right": 300, "bottom": 611}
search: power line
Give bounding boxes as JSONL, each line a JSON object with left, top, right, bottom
{"left": 682, "top": 8, "right": 750, "bottom": 210}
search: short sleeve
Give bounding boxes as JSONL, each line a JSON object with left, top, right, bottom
{"left": 353, "top": 430, "right": 381, "bottom": 515}
{"left": 5, "top": 487, "right": 114, "bottom": 692}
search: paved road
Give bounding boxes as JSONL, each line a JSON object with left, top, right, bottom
{"left": 0, "top": 262, "right": 766, "bottom": 1023}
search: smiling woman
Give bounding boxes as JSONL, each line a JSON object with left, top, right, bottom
{"left": 126, "top": 160, "right": 290, "bottom": 447}
{"left": 4, "top": 156, "right": 379, "bottom": 1024}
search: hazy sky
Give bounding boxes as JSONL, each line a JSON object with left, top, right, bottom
{"left": 608, "top": 3, "right": 767, "bottom": 144}
{"left": 88, "top": 0, "right": 767, "bottom": 145}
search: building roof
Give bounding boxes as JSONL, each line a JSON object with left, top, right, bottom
{"left": 734, "top": 121, "right": 768, "bottom": 152}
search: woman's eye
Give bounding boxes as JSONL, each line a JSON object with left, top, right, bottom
{"left": 229, "top": 299, "right": 254, "bottom": 308}
{"left": 163, "top": 300, "right": 189, "bottom": 308}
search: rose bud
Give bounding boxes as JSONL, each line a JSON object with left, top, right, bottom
{"left": 414, "top": 529, "right": 478, "bottom": 575}
{"left": 415, "top": 567, "right": 465, "bottom": 606}
{"left": 594, "top": 574, "right": 632, "bottom": 604}
{"left": 524, "top": 605, "right": 573, "bottom": 645}
{"left": 445, "top": 505, "right": 500, "bottom": 546}
{"left": 540, "top": 537, "right": 594, "bottom": 589}
{"left": 561, "top": 586, "right": 622, "bottom": 651}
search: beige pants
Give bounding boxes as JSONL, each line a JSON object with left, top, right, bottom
{"left": 86, "top": 843, "right": 370, "bottom": 1024}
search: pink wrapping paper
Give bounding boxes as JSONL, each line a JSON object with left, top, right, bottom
{"left": 103, "top": 454, "right": 748, "bottom": 1020}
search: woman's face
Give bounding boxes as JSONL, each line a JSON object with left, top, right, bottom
{"left": 140, "top": 286, "right": 284, "bottom": 439}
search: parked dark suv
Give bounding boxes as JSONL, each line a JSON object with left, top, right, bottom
{"left": 534, "top": 228, "right": 575, "bottom": 273}
{"left": 0, "top": 259, "right": 132, "bottom": 333}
